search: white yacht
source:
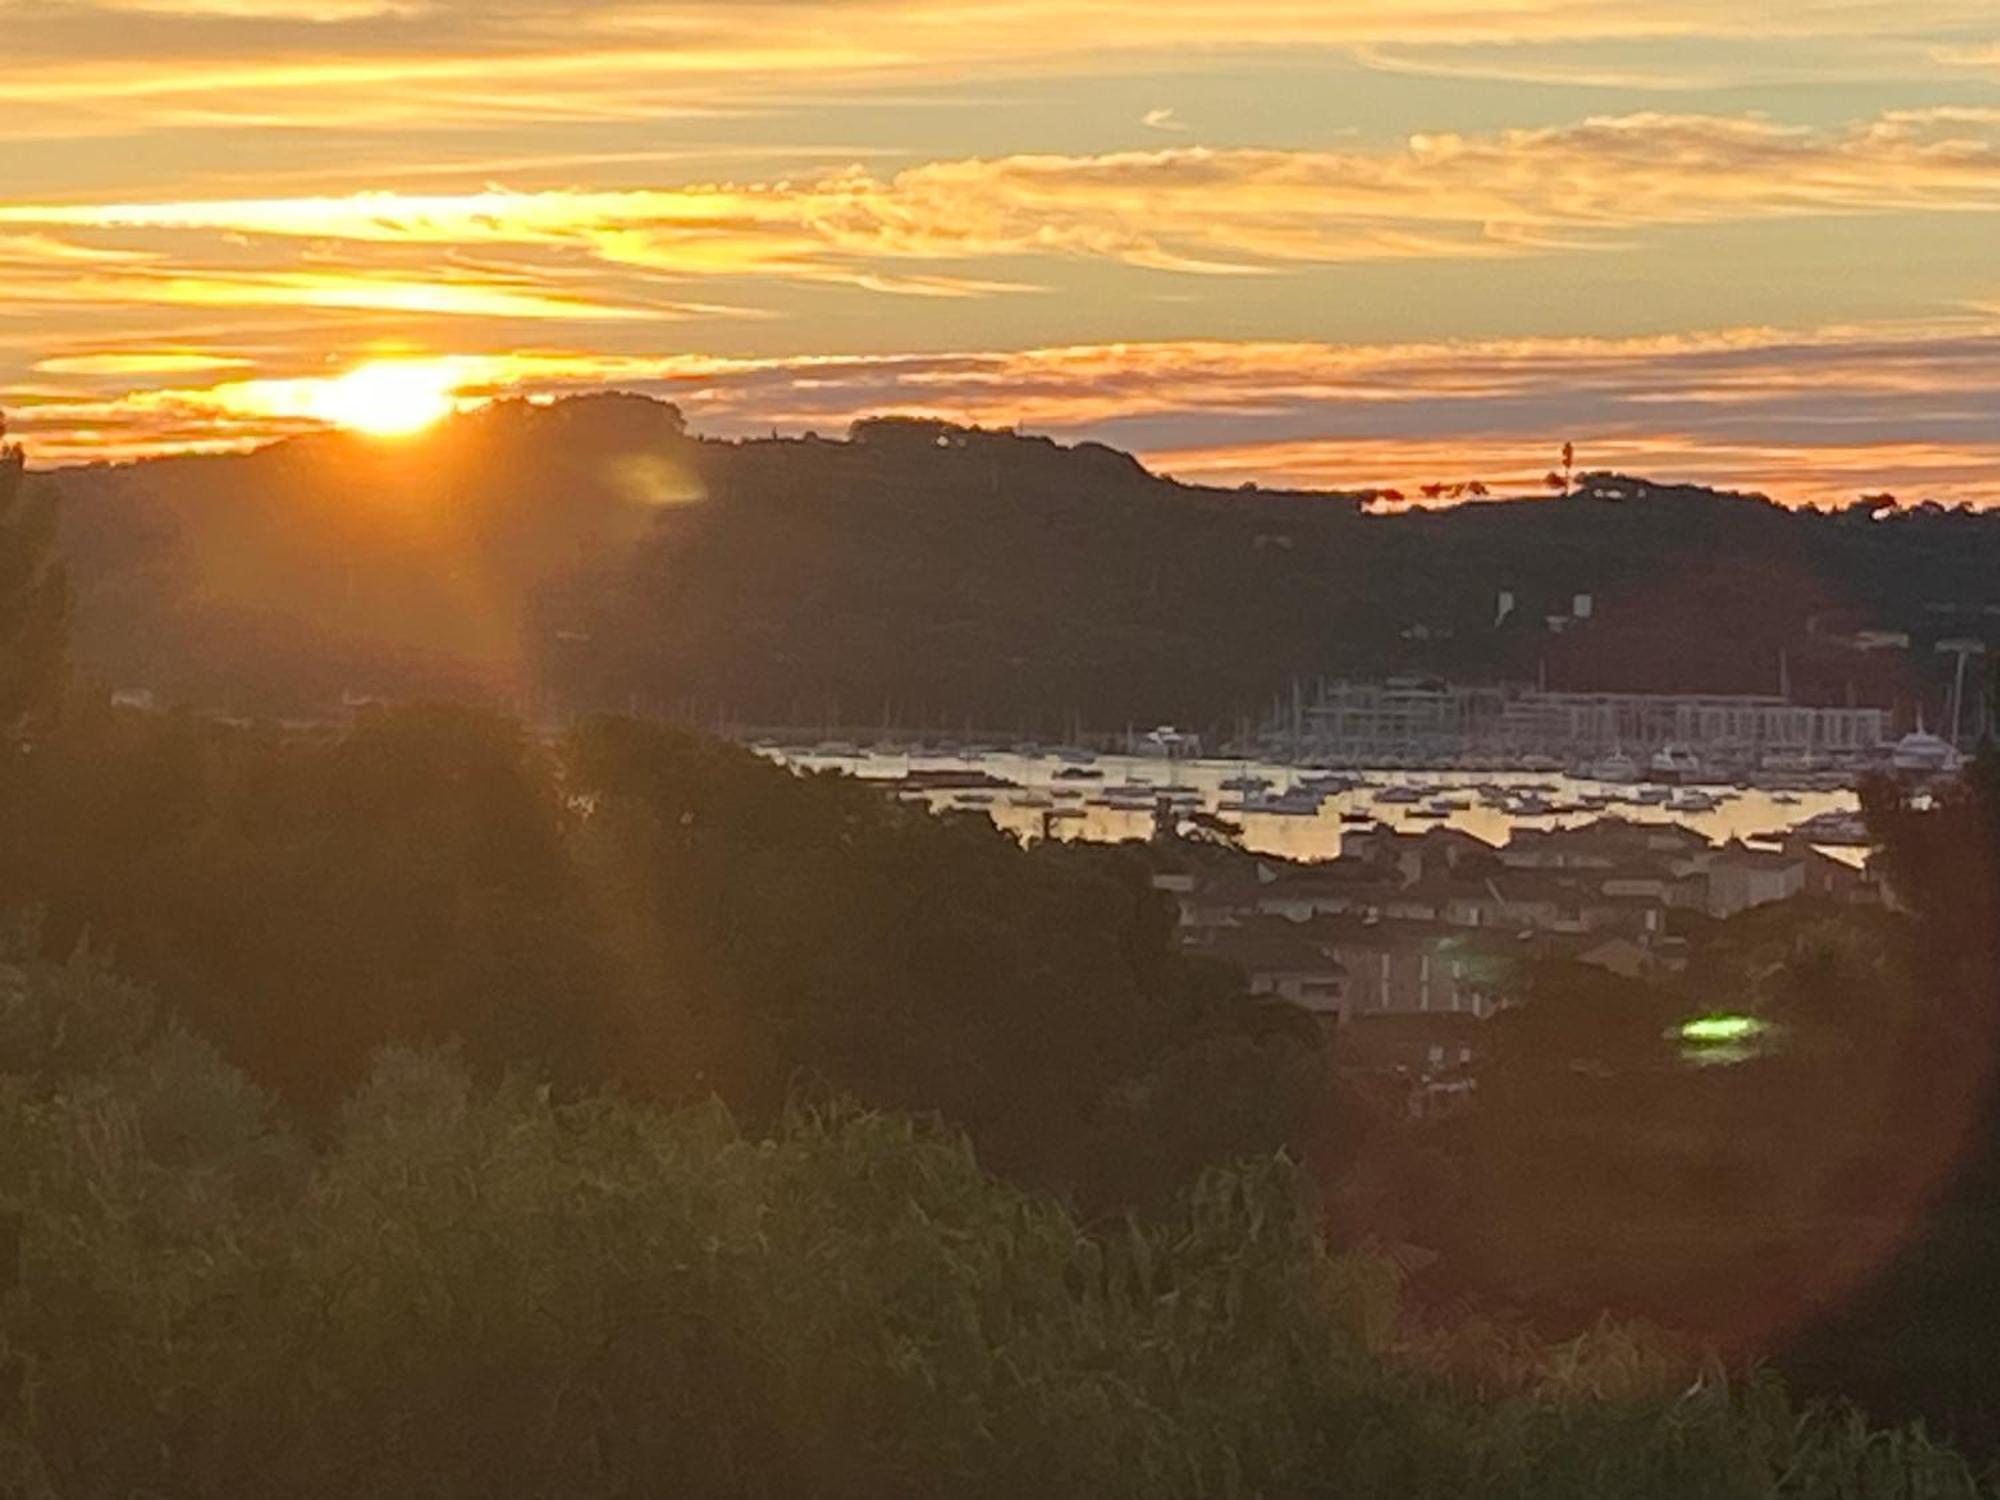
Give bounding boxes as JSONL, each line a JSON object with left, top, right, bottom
{"left": 1134, "top": 725, "right": 1200, "bottom": 759}
{"left": 1296, "top": 771, "right": 1360, "bottom": 794}
{"left": 1219, "top": 772, "right": 1274, "bottom": 793}
{"left": 1667, "top": 789, "right": 1722, "bottom": 814}
{"left": 1583, "top": 750, "right": 1641, "bottom": 784}
{"left": 1891, "top": 727, "right": 1962, "bottom": 776}
{"left": 1648, "top": 744, "right": 1703, "bottom": 784}
{"left": 1794, "top": 809, "right": 1872, "bottom": 846}
{"left": 1243, "top": 786, "right": 1326, "bottom": 816}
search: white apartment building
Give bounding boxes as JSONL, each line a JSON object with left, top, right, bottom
{"left": 1271, "top": 678, "right": 1887, "bottom": 762}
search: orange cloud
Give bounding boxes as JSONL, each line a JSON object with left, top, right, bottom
{"left": 7, "top": 2, "right": 1996, "bottom": 139}
{"left": 2, "top": 266, "right": 682, "bottom": 321}
{"left": 8, "top": 110, "right": 1997, "bottom": 289}
{"left": 35, "top": 351, "right": 257, "bottom": 376}
{"left": 0, "top": 233, "right": 155, "bottom": 267}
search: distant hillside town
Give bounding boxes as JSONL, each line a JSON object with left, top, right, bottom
{"left": 1157, "top": 816, "right": 1882, "bottom": 1115}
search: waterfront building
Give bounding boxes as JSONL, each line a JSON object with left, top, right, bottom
{"left": 1266, "top": 677, "right": 1888, "bottom": 766}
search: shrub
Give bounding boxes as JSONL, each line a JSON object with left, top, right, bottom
{"left": 0, "top": 955, "right": 1990, "bottom": 1498}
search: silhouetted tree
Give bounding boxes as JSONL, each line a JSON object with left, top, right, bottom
{"left": 1, "top": 703, "right": 611, "bottom": 1114}
{"left": 0, "top": 415, "right": 68, "bottom": 743}
{"left": 0, "top": 704, "right": 1313, "bottom": 1208}
{"left": 560, "top": 716, "right": 1310, "bottom": 1202}
{"left": 1782, "top": 746, "right": 2000, "bottom": 1450}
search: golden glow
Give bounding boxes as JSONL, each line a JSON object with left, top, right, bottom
{"left": 303, "top": 360, "right": 461, "bottom": 436}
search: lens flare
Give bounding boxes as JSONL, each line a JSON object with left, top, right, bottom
{"left": 1678, "top": 1014, "right": 1766, "bottom": 1045}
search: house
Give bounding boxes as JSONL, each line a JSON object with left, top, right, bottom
{"left": 1499, "top": 816, "right": 1708, "bottom": 873}
{"left": 1196, "top": 920, "right": 1348, "bottom": 1022}
{"left": 1254, "top": 867, "right": 1401, "bottom": 922}
{"left": 1151, "top": 851, "right": 1269, "bottom": 933}
{"left": 1294, "top": 917, "right": 1519, "bottom": 1020}
{"left": 1427, "top": 873, "right": 1663, "bottom": 938}
{"left": 1497, "top": 827, "right": 1621, "bottom": 873}
{"left": 1596, "top": 859, "right": 1678, "bottom": 903}
{"left": 1703, "top": 842, "right": 1807, "bottom": 918}
{"left": 1796, "top": 847, "right": 1882, "bottom": 906}
{"left": 1342, "top": 825, "right": 1499, "bottom": 884}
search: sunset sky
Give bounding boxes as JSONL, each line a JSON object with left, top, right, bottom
{"left": 5, "top": 0, "right": 2000, "bottom": 502}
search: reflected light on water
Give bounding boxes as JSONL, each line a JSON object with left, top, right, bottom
{"left": 775, "top": 750, "right": 1863, "bottom": 861}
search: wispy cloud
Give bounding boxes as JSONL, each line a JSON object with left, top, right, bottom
{"left": 35, "top": 351, "right": 257, "bottom": 376}
{"left": 6, "top": 267, "right": 675, "bottom": 321}
{"left": 7, "top": 1, "right": 1996, "bottom": 139}
{"left": 0, "top": 233, "right": 155, "bottom": 267}
{"left": 7, "top": 109, "right": 1999, "bottom": 297}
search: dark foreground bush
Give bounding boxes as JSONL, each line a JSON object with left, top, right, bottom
{"left": 0, "top": 949, "right": 1989, "bottom": 1499}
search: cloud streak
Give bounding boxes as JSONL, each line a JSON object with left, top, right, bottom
{"left": 7, "top": 1, "right": 1997, "bottom": 138}
{"left": 10, "top": 110, "right": 2000, "bottom": 285}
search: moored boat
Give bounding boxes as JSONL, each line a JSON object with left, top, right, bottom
{"left": 1647, "top": 744, "right": 1703, "bottom": 785}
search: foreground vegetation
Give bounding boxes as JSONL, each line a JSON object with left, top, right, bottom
{"left": 4, "top": 696, "right": 2000, "bottom": 1489}
{"left": 1, "top": 945, "right": 1991, "bottom": 1500}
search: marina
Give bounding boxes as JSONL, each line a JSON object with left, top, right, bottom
{"left": 765, "top": 744, "right": 1870, "bottom": 863}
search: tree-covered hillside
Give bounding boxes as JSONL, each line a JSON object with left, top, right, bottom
{"left": 40, "top": 395, "right": 2000, "bottom": 730}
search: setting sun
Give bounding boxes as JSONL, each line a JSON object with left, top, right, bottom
{"left": 308, "top": 359, "right": 460, "bottom": 436}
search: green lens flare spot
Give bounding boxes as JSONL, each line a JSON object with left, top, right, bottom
{"left": 1678, "top": 1014, "right": 1767, "bottom": 1045}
